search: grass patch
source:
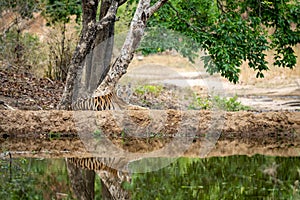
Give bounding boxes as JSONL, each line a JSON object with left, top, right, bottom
{"left": 189, "top": 94, "right": 251, "bottom": 111}
{"left": 93, "top": 129, "right": 102, "bottom": 137}
{"left": 135, "top": 85, "right": 163, "bottom": 96}
{"left": 49, "top": 132, "right": 61, "bottom": 140}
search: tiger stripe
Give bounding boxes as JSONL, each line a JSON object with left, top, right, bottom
{"left": 71, "top": 92, "right": 127, "bottom": 111}
{"left": 67, "top": 157, "right": 130, "bottom": 182}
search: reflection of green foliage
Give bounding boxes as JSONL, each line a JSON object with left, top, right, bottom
{"left": 129, "top": 155, "right": 300, "bottom": 199}
{"left": 0, "top": 158, "right": 72, "bottom": 199}
{"left": 135, "top": 85, "right": 163, "bottom": 96}
{"left": 189, "top": 94, "right": 251, "bottom": 111}
{"left": 1, "top": 156, "right": 299, "bottom": 199}
{"left": 49, "top": 131, "right": 61, "bottom": 140}
{"left": 94, "top": 174, "right": 103, "bottom": 200}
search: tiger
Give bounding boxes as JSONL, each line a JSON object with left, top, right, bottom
{"left": 116, "top": 83, "right": 132, "bottom": 104}
{"left": 71, "top": 84, "right": 146, "bottom": 111}
{"left": 71, "top": 90, "right": 128, "bottom": 111}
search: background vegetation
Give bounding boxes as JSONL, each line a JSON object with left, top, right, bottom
{"left": 140, "top": 0, "right": 300, "bottom": 83}
{"left": 1, "top": 0, "right": 299, "bottom": 83}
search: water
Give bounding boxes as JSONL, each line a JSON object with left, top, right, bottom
{"left": 0, "top": 155, "right": 299, "bottom": 199}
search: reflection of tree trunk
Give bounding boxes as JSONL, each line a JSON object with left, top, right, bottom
{"left": 101, "top": 179, "right": 114, "bottom": 200}
{"left": 66, "top": 159, "right": 95, "bottom": 200}
{"left": 66, "top": 157, "right": 131, "bottom": 200}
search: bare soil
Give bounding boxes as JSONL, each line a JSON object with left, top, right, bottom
{"left": 0, "top": 110, "right": 299, "bottom": 158}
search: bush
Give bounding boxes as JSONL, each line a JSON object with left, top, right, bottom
{"left": 135, "top": 85, "right": 163, "bottom": 97}
{"left": 0, "top": 30, "right": 44, "bottom": 71}
{"left": 45, "top": 24, "right": 78, "bottom": 81}
{"left": 189, "top": 94, "right": 251, "bottom": 111}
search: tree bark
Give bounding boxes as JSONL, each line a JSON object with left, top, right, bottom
{"left": 78, "top": 0, "right": 115, "bottom": 98}
{"left": 59, "top": 0, "right": 119, "bottom": 109}
{"left": 77, "top": 0, "right": 99, "bottom": 97}
{"left": 90, "top": 0, "right": 115, "bottom": 93}
{"left": 59, "top": 0, "right": 167, "bottom": 109}
{"left": 93, "top": 0, "right": 168, "bottom": 96}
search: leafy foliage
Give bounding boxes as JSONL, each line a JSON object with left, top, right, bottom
{"left": 135, "top": 84, "right": 164, "bottom": 96}
{"left": 0, "top": 30, "right": 43, "bottom": 69}
{"left": 213, "top": 95, "right": 251, "bottom": 111}
{"left": 0, "top": 0, "right": 40, "bottom": 20}
{"left": 42, "top": 0, "right": 81, "bottom": 81}
{"left": 0, "top": 0, "right": 45, "bottom": 69}
{"left": 189, "top": 94, "right": 251, "bottom": 111}
{"left": 45, "top": 25, "right": 78, "bottom": 81}
{"left": 140, "top": 0, "right": 300, "bottom": 83}
{"left": 42, "top": 0, "right": 81, "bottom": 25}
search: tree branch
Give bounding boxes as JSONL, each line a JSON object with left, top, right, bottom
{"left": 148, "top": 0, "right": 168, "bottom": 17}
{"left": 82, "top": 0, "right": 99, "bottom": 30}
{"left": 93, "top": 0, "right": 154, "bottom": 96}
{"left": 96, "top": 0, "right": 119, "bottom": 30}
{"left": 118, "top": 0, "right": 128, "bottom": 6}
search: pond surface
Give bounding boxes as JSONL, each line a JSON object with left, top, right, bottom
{"left": 0, "top": 155, "right": 299, "bottom": 199}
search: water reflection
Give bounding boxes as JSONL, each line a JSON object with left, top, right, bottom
{"left": 0, "top": 155, "right": 299, "bottom": 199}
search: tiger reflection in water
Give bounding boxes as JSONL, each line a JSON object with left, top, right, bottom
{"left": 66, "top": 157, "right": 131, "bottom": 200}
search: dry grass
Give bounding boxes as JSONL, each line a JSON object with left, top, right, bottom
{"left": 129, "top": 53, "right": 194, "bottom": 71}
{"left": 239, "top": 44, "right": 300, "bottom": 86}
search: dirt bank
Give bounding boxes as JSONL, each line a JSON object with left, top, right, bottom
{"left": 1, "top": 110, "right": 299, "bottom": 158}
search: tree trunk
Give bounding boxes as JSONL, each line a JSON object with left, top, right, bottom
{"left": 59, "top": 0, "right": 119, "bottom": 109}
{"left": 93, "top": 0, "right": 168, "bottom": 96}
{"left": 87, "top": 14, "right": 114, "bottom": 93}
{"left": 66, "top": 159, "right": 95, "bottom": 200}
{"left": 79, "top": 0, "right": 115, "bottom": 98}
{"left": 59, "top": 0, "right": 167, "bottom": 109}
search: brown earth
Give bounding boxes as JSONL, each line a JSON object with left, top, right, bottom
{"left": 1, "top": 109, "right": 299, "bottom": 158}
